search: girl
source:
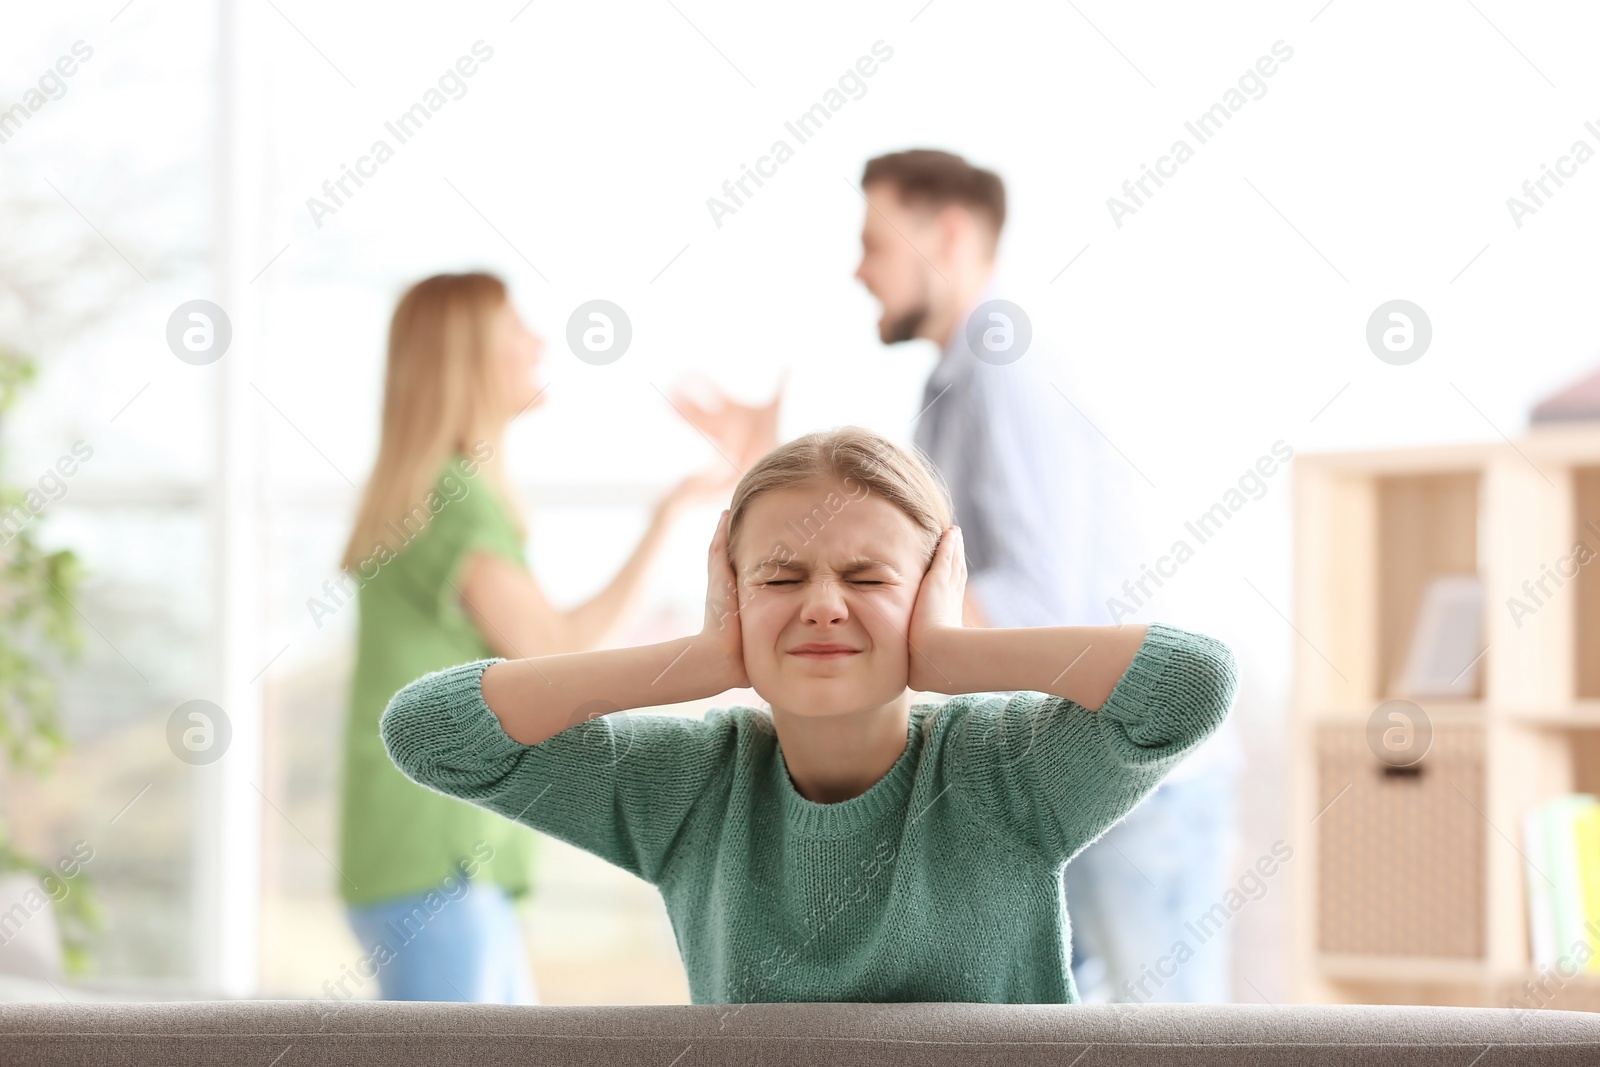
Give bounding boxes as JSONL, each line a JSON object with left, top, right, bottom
{"left": 380, "top": 426, "right": 1238, "bottom": 1004}
{"left": 338, "top": 272, "right": 746, "bottom": 1003}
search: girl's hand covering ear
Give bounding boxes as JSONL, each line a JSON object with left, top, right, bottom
{"left": 908, "top": 525, "right": 966, "bottom": 692}
{"left": 697, "top": 509, "right": 751, "bottom": 692}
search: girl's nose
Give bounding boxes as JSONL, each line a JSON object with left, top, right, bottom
{"left": 799, "top": 577, "right": 849, "bottom": 624}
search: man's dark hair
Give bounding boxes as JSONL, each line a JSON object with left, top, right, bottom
{"left": 861, "top": 149, "right": 1006, "bottom": 238}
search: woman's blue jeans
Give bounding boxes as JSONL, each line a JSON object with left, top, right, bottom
{"left": 345, "top": 880, "right": 539, "bottom": 1003}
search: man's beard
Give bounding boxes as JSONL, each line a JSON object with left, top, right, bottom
{"left": 879, "top": 300, "right": 930, "bottom": 345}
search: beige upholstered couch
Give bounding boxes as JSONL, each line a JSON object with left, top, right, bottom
{"left": 4, "top": 999, "right": 1600, "bottom": 1065}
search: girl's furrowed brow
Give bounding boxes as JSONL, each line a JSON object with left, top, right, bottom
{"left": 753, "top": 557, "right": 901, "bottom": 575}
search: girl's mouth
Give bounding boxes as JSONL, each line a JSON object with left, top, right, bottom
{"left": 787, "top": 644, "right": 861, "bottom": 659}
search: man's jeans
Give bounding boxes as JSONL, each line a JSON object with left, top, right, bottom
{"left": 345, "top": 880, "right": 539, "bottom": 1003}
{"left": 1063, "top": 770, "right": 1240, "bottom": 1003}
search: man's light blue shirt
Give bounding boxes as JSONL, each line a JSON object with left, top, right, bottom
{"left": 910, "top": 285, "right": 1243, "bottom": 782}
{"left": 912, "top": 288, "right": 1139, "bottom": 629}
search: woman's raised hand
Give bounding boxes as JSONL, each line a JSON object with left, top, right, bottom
{"left": 660, "top": 374, "right": 786, "bottom": 526}
{"left": 697, "top": 509, "right": 751, "bottom": 692}
{"left": 669, "top": 372, "right": 786, "bottom": 473}
{"left": 907, "top": 525, "right": 966, "bottom": 693}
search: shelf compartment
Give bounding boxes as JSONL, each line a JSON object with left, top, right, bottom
{"left": 1375, "top": 472, "right": 1482, "bottom": 702}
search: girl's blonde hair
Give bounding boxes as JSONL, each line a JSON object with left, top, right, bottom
{"left": 340, "top": 272, "right": 529, "bottom": 571}
{"left": 727, "top": 426, "right": 953, "bottom": 575}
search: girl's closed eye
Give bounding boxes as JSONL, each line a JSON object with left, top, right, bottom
{"left": 762, "top": 578, "right": 884, "bottom": 586}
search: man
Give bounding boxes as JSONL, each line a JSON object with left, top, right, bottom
{"left": 677, "top": 149, "right": 1242, "bottom": 1003}
{"left": 852, "top": 149, "right": 1115, "bottom": 631}
{"left": 849, "top": 148, "right": 1243, "bottom": 1004}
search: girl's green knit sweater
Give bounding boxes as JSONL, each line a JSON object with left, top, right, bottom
{"left": 380, "top": 621, "right": 1238, "bottom": 1004}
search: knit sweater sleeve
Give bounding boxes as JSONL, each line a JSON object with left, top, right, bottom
{"left": 378, "top": 658, "right": 733, "bottom": 885}
{"left": 944, "top": 621, "right": 1238, "bottom": 865}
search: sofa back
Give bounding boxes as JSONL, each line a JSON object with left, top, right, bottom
{"left": 4, "top": 999, "right": 1600, "bottom": 1065}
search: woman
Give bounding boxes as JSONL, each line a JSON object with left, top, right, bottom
{"left": 336, "top": 272, "right": 777, "bottom": 1003}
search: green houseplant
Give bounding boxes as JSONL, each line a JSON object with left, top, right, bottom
{"left": 0, "top": 346, "right": 102, "bottom": 974}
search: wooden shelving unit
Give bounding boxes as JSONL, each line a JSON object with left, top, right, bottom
{"left": 1291, "top": 422, "right": 1600, "bottom": 1011}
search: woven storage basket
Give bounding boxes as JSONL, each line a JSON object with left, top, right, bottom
{"left": 1316, "top": 722, "right": 1486, "bottom": 958}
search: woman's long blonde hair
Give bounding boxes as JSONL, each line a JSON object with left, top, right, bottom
{"left": 341, "top": 272, "right": 529, "bottom": 572}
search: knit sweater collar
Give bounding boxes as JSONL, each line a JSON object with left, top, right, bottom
{"left": 770, "top": 702, "right": 941, "bottom": 837}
